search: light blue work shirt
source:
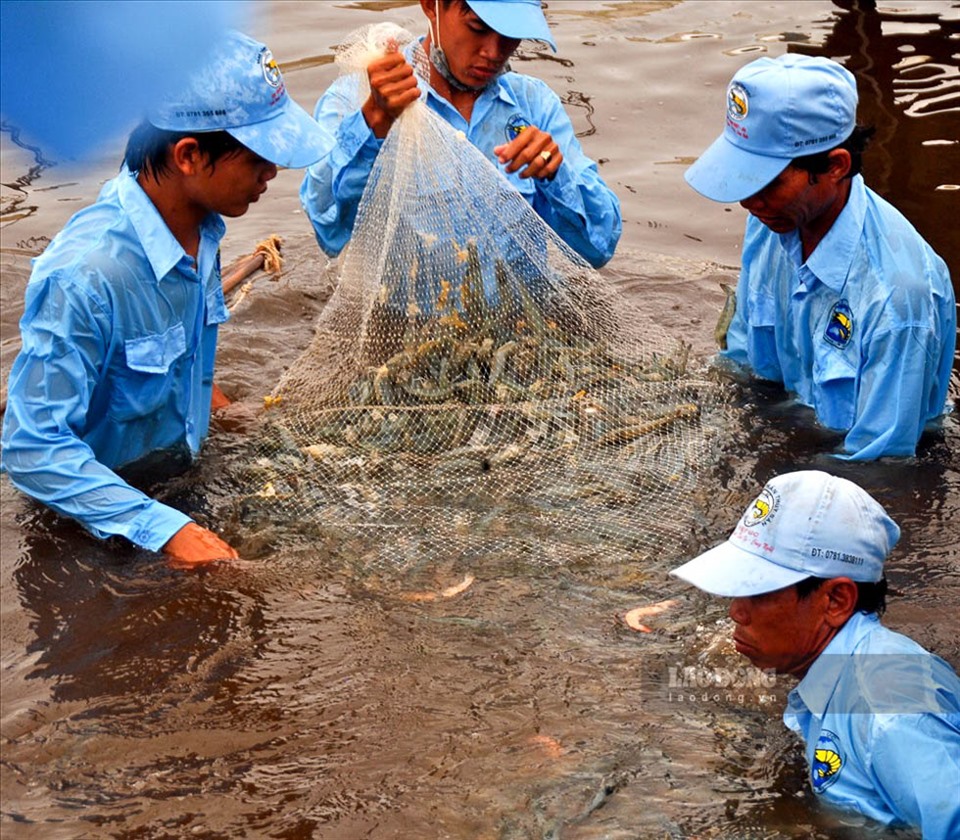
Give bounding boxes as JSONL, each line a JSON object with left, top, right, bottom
{"left": 784, "top": 611, "right": 960, "bottom": 837}
{"left": 1, "top": 170, "right": 229, "bottom": 552}
{"left": 299, "top": 39, "right": 621, "bottom": 268}
{"left": 723, "top": 175, "right": 955, "bottom": 460}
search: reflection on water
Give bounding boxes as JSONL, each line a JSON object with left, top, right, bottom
{"left": 1, "top": 2, "right": 957, "bottom": 838}
{"left": 800, "top": 0, "right": 960, "bottom": 278}
{"left": 0, "top": 123, "right": 54, "bottom": 230}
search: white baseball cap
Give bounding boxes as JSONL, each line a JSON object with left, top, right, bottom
{"left": 670, "top": 471, "right": 899, "bottom": 597}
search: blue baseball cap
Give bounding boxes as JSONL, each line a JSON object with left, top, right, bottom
{"left": 670, "top": 471, "right": 899, "bottom": 597}
{"left": 685, "top": 54, "right": 858, "bottom": 203}
{"left": 467, "top": 0, "right": 557, "bottom": 52}
{"left": 148, "top": 30, "right": 325, "bottom": 169}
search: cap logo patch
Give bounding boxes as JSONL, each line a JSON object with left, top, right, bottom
{"left": 812, "top": 730, "right": 844, "bottom": 793}
{"left": 824, "top": 300, "right": 853, "bottom": 349}
{"left": 743, "top": 485, "right": 778, "bottom": 528}
{"left": 260, "top": 48, "right": 282, "bottom": 87}
{"left": 727, "top": 83, "right": 748, "bottom": 122}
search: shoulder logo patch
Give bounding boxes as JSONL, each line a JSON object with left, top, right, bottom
{"left": 824, "top": 300, "right": 853, "bottom": 349}
{"left": 505, "top": 113, "right": 530, "bottom": 143}
{"left": 812, "top": 730, "right": 844, "bottom": 793}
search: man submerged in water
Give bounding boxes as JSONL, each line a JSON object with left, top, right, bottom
{"left": 1, "top": 31, "right": 327, "bottom": 566}
{"left": 671, "top": 470, "right": 960, "bottom": 836}
{"left": 685, "top": 55, "right": 955, "bottom": 461}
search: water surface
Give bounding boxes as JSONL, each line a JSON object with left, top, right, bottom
{"left": 1, "top": 2, "right": 958, "bottom": 838}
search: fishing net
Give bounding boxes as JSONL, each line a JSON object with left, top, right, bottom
{"left": 233, "top": 24, "right": 730, "bottom": 572}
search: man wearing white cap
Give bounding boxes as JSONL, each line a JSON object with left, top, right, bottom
{"left": 2, "top": 31, "right": 327, "bottom": 566}
{"left": 671, "top": 470, "right": 960, "bottom": 837}
{"left": 301, "top": 0, "right": 621, "bottom": 268}
{"left": 685, "top": 54, "right": 955, "bottom": 461}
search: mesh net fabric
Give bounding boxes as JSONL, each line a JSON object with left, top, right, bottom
{"left": 235, "top": 24, "right": 730, "bottom": 572}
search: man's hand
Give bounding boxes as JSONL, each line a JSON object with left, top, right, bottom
{"left": 362, "top": 47, "right": 420, "bottom": 138}
{"left": 163, "top": 522, "right": 239, "bottom": 568}
{"left": 494, "top": 126, "right": 562, "bottom": 180}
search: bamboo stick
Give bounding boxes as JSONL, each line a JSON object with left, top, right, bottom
{"left": 221, "top": 234, "right": 284, "bottom": 295}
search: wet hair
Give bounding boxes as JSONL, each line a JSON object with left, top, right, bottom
{"left": 123, "top": 121, "right": 246, "bottom": 182}
{"left": 795, "top": 574, "right": 888, "bottom": 616}
{"left": 791, "top": 124, "right": 876, "bottom": 181}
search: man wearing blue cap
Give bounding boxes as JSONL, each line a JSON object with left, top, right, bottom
{"left": 300, "top": 0, "right": 621, "bottom": 268}
{"left": 1, "top": 31, "right": 327, "bottom": 567}
{"left": 670, "top": 470, "right": 960, "bottom": 837}
{"left": 685, "top": 54, "right": 955, "bottom": 461}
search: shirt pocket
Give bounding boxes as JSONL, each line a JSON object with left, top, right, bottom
{"left": 741, "top": 291, "right": 781, "bottom": 380}
{"left": 205, "top": 287, "right": 229, "bottom": 327}
{"left": 744, "top": 287, "right": 778, "bottom": 328}
{"left": 812, "top": 350, "right": 857, "bottom": 431}
{"left": 108, "top": 323, "right": 187, "bottom": 422}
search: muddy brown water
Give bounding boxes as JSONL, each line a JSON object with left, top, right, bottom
{"left": 1, "top": 2, "right": 958, "bottom": 838}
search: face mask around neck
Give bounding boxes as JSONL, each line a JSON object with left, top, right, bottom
{"left": 429, "top": 8, "right": 511, "bottom": 93}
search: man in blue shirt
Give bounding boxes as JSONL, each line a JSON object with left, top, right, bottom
{"left": 1, "top": 31, "right": 327, "bottom": 567}
{"left": 671, "top": 470, "right": 960, "bottom": 837}
{"left": 300, "top": 0, "right": 621, "bottom": 268}
{"left": 685, "top": 55, "right": 955, "bottom": 460}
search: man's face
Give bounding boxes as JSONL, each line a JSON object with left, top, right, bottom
{"left": 727, "top": 584, "right": 833, "bottom": 677}
{"left": 433, "top": 2, "right": 520, "bottom": 89}
{"left": 193, "top": 146, "right": 278, "bottom": 218}
{"left": 738, "top": 164, "right": 838, "bottom": 235}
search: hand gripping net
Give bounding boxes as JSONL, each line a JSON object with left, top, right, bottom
{"left": 236, "top": 24, "right": 729, "bottom": 572}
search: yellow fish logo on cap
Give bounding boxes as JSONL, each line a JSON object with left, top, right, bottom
{"left": 260, "top": 48, "right": 282, "bottom": 88}
{"left": 727, "top": 83, "right": 748, "bottom": 121}
{"left": 742, "top": 486, "right": 778, "bottom": 528}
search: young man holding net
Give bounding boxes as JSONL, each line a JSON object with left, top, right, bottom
{"left": 300, "top": 0, "right": 622, "bottom": 269}
{"left": 1, "top": 31, "right": 326, "bottom": 567}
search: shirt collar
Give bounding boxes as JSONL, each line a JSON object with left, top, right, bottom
{"left": 118, "top": 169, "right": 226, "bottom": 282}
{"left": 793, "top": 611, "right": 881, "bottom": 717}
{"left": 802, "top": 174, "right": 867, "bottom": 293}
